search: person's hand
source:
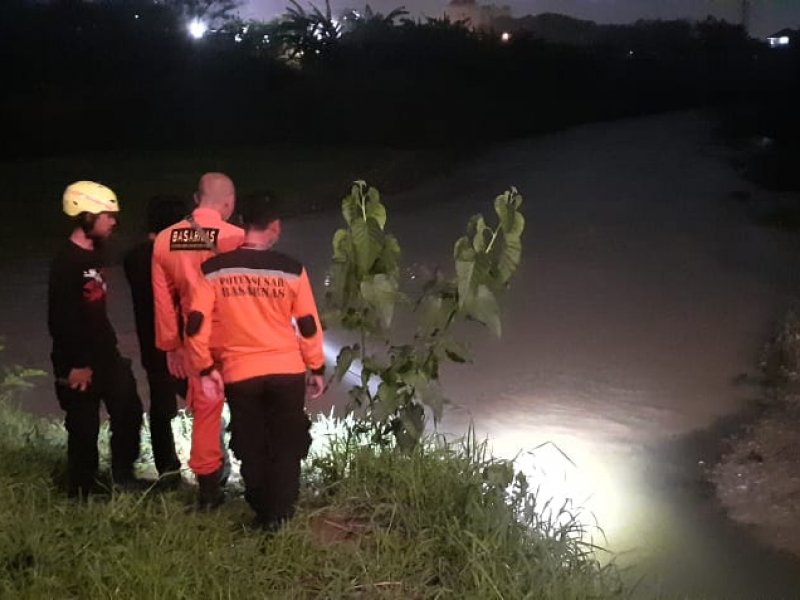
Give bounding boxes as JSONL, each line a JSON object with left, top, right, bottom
{"left": 166, "top": 348, "right": 188, "bottom": 379}
{"left": 67, "top": 367, "right": 92, "bottom": 392}
{"left": 200, "top": 369, "right": 224, "bottom": 403}
{"left": 306, "top": 374, "right": 325, "bottom": 400}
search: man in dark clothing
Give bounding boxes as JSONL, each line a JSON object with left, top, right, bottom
{"left": 48, "top": 180, "right": 144, "bottom": 497}
{"left": 123, "top": 195, "right": 187, "bottom": 479}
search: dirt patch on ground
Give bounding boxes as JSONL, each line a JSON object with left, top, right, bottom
{"left": 711, "top": 394, "right": 800, "bottom": 557}
{"left": 308, "top": 510, "right": 370, "bottom": 545}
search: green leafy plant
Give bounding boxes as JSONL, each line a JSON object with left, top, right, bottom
{"left": 277, "top": 0, "right": 342, "bottom": 61}
{"left": 340, "top": 4, "right": 410, "bottom": 36}
{"left": 0, "top": 341, "right": 47, "bottom": 404}
{"left": 325, "top": 181, "right": 525, "bottom": 449}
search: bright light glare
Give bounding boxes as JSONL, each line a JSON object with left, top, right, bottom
{"left": 485, "top": 427, "right": 630, "bottom": 546}
{"left": 500, "top": 31, "right": 511, "bottom": 42}
{"left": 188, "top": 18, "right": 208, "bottom": 40}
{"left": 779, "top": 36, "right": 790, "bottom": 45}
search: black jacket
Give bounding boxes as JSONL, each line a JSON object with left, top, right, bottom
{"left": 123, "top": 240, "right": 171, "bottom": 375}
{"left": 48, "top": 240, "right": 118, "bottom": 372}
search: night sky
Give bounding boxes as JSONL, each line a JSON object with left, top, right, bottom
{"left": 241, "top": 0, "right": 800, "bottom": 37}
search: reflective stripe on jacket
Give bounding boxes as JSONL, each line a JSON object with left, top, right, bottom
{"left": 186, "top": 247, "right": 325, "bottom": 384}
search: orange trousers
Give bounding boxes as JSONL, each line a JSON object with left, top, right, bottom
{"left": 186, "top": 375, "right": 225, "bottom": 476}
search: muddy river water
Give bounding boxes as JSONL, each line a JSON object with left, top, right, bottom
{"left": 4, "top": 112, "right": 800, "bottom": 598}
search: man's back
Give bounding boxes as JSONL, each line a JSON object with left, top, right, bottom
{"left": 152, "top": 207, "right": 244, "bottom": 352}
{"left": 123, "top": 241, "right": 156, "bottom": 366}
{"left": 188, "top": 246, "right": 325, "bottom": 384}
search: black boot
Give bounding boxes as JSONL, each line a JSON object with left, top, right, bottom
{"left": 111, "top": 469, "right": 151, "bottom": 493}
{"left": 196, "top": 469, "right": 225, "bottom": 511}
{"left": 252, "top": 515, "right": 287, "bottom": 534}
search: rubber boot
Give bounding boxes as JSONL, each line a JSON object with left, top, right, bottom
{"left": 196, "top": 468, "right": 225, "bottom": 511}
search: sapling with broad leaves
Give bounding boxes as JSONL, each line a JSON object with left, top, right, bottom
{"left": 324, "top": 180, "right": 525, "bottom": 450}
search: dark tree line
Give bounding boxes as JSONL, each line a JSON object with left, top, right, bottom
{"left": 1, "top": 0, "right": 796, "bottom": 158}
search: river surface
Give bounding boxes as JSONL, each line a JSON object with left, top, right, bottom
{"left": 3, "top": 111, "right": 800, "bottom": 598}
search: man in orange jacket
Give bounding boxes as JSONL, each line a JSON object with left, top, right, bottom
{"left": 152, "top": 172, "right": 244, "bottom": 506}
{"left": 185, "top": 193, "right": 325, "bottom": 530}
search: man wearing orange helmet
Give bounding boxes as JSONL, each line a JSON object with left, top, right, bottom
{"left": 48, "top": 181, "right": 144, "bottom": 498}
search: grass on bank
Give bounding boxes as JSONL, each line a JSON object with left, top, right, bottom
{"left": 0, "top": 389, "right": 624, "bottom": 599}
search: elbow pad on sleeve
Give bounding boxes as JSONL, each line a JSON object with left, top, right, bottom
{"left": 296, "top": 315, "right": 317, "bottom": 338}
{"left": 185, "top": 311, "right": 204, "bottom": 338}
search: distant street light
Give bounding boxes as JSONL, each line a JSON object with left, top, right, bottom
{"left": 500, "top": 31, "right": 511, "bottom": 43}
{"left": 188, "top": 18, "right": 208, "bottom": 40}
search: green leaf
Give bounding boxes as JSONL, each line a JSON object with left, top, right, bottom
{"left": 441, "top": 337, "right": 470, "bottom": 363}
{"left": 351, "top": 218, "right": 384, "bottom": 277}
{"left": 454, "top": 237, "right": 476, "bottom": 308}
{"left": 506, "top": 209, "right": 525, "bottom": 238}
{"left": 454, "top": 235, "right": 474, "bottom": 262}
{"left": 464, "top": 284, "right": 501, "bottom": 337}
{"left": 342, "top": 192, "right": 360, "bottom": 227}
{"left": 496, "top": 231, "right": 522, "bottom": 286}
{"left": 378, "top": 233, "right": 401, "bottom": 275}
{"left": 326, "top": 261, "right": 351, "bottom": 308}
{"left": 494, "top": 188, "right": 524, "bottom": 233}
{"left": 372, "top": 382, "right": 399, "bottom": 423}
{"left": 331, "top": 228, "right": 350, "bottom": 261}
{"left": 399, "top": 370, "right": 425, "bottom": 392}
{"left": 471, "top": 215, "right": 490, "bottom": 252}
{"left": 360, "top": 274, "right": 399, "bottom": 329}
{"left": 417, "top": 295, "right": 444, "bottom": 335}
{"left": 333, "top": 345, "right": 359, "bottom": 382}
{"left": 364, "top": 187, "right": 387, "bottom": 229}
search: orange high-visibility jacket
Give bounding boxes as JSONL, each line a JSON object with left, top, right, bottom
{"left": 152, "top": 207, "right": 244, "bottom": 353}
{"left": 185, "top": 247, "right": 325, "bottom": 384}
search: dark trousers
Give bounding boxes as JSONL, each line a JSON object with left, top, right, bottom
{"left": 144, "top": 368, "right": 183, "bottom": 476}
{"left": 226, "top": 373, "right": 311, "bottom": 523}
{"left": 54, "top": 355, "right": 143, "bottom": 496}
